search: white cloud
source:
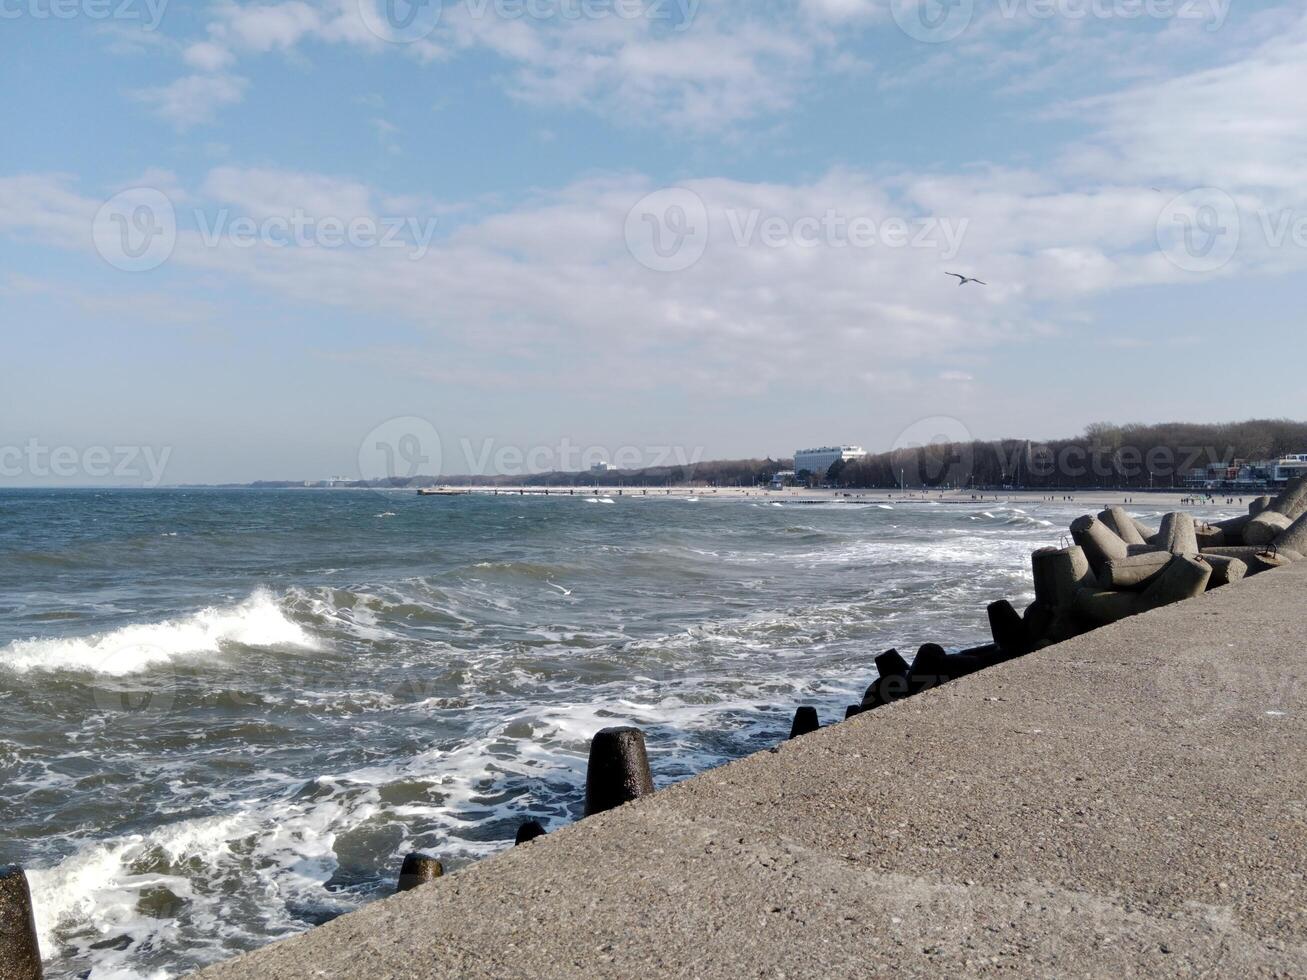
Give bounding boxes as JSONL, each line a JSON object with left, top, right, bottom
{"left": 0, "top": 163, "right": 1247, "bottom": 392}
{"left": 183, "top": 41, "right": 236, "bottom": 72}
{"left": 200, "top": 166, "right": 377, "bottom": 220}
{"left": 209, "top": 0, "right": 325, "bottom": 52}
{"left": 1069, "top": 17, "right": 1307, "bottom": 194}
{"left": 13, "top": 0, "right": 1307, "bottom": 395}
{"left": 134, "top": 74, "right": 249, "bottom": 128}
{"left": 799, "top": 0, "right": 883, "bottom": 24}
{"left": 138, "top": 0, "right": 851, "bottom": 131}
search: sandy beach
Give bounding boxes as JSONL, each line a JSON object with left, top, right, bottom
{"left": 433, "top": 485, "right": 1253, "bottom": 513}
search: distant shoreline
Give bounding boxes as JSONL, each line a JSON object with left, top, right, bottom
{"left": 404, "top": 486, "right": 1247, "bottom": 510}
{"left": 0, "top": 486, "right": 1256, "bottom": 510}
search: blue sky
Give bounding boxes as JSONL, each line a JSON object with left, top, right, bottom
{"left": 2, "top": 0, "right": 1306, "bottom": 484}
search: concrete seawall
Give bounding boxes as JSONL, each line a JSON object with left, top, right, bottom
{"left": 194, "top": 563, "right": 1307, "bottom": 978}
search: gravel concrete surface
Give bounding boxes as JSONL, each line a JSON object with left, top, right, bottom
{"left": 192, "top": 563, "right": 1307, "bottom": 979}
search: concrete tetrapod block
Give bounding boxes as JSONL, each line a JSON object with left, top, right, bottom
{"left": 1070, "top": 515, "right": 1130, "bottom": 572}
{"left": 904, "top": 644, "right": 989, "bottom": 690}
{"left": 1031, "top": 546, "right": 1097, "bottom": 609}
{"left": 1021, "top": 601, "right": 1055, "bottom": 649}
{"left": 1099, "top": 507, "right": 1147, "bottom": 546}
{"left": 861, "top": 649, "right": 913, "bottom": 711}
{"left": 1269, "top": 475, "right": 1307, "bottom": 521}
{"left": 396, "top": 854, "right": 444, "bottom": 893}
{"left": 1156, "top": 512, "right": 1199, "bottom": 556}
{"left": 1031, "top": 546, "right": 1097, "bottom": 643}
{"left": 1132, "top": 517, "right": 1159, "bottom": 542}
{"left": 584, "top": 727, "right": 655, "bottom": 817}
{"left": 957, "top": 642, "right": 1003, "bottom": 663}
{"left": 1275, "top": 511, "right": 1307, "bottom": 555}
{"left": 1139, "top": 555, "right": 1212, "bottom": 612}
{"left": 1213, "top": 513, "right": 1251, "bottom": 545}
{"left": 986, "top": 599, "right": 1030, "bottom": 657}
{"left": 906, "top": 643, "right": 951, "bottom": 692}
{"left": 1244, "top": 511, "right": 1294, "bottom": 546}
{"left": 0, "top": 866, "right": 43, "bottom": 980}
{"left": 788, "top": 706, "right": 820, "bottom": 739}
{"left": 1202, "top": 546, "right": 1295, "bottom": 576}
{"left": 1193, "top": 524, "right": 1225, "bottom": 550}
{"left": 1100, "top": 551, "right": 1173, "bottom": 591}
{"left": 1250, "top": 495, "right": 1274, "bottom": 515}
{"left": 874, "top": 649, "right": 910, "bottom": 679}
{"left": 1073, "top": 587, "right": 1142, "bottom": 627}
{"left": 1202, "top": 555, "right": 1247, "bottom": 589}
{"left": 515, "top": 821, "right": 547, "bottom": 846}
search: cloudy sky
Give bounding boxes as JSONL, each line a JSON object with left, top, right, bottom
{"left": 2, "top": 0, "right": 1305, "bottom": 484}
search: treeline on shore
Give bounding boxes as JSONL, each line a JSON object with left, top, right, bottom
{"left": 243, "top": 418, "right": 1307, "bottom": 490}
{"left": 827, "top": 418, "right": 1307, "bottom": 490}
{"left": 460, "top": 419, "right": 1307, "bottom": 490}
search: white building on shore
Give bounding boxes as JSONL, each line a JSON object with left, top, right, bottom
{"left": 793, "top": 446, "right": 868, "bottom": 477}
{"left": 1184, "top": 453, "right": 1307, "bottom": 489}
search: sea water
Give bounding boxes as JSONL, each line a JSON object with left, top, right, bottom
{"left": 0, "top": 488, "right": 1233, "bottom": 978}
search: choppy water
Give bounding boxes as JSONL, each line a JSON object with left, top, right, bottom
{"left": 0, "top": 488, "right": 1234, "bottom": 978}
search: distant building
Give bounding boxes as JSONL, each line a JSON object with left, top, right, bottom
{"left": 1270, "top": 454, "right": 1307, "bottom": 484}
{"left": 770, "top": 470, "right": 796, "bottom": 489}
{"left": 590, "top": 462, "right": 618, "bottom": 474}
{"left": 793, "top": 446, "right": 868, "bottom": 477}
{"left": 1184, "top": 454, "right": 1307, "bottom": 489}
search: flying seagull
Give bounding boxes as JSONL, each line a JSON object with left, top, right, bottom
{"left": 547, "top": 581, "right": 573, "bottom": 596}
{"left": 946, "top": 272, "right": 986, "bottom": 286}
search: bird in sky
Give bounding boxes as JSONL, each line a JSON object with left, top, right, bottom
{"left": 946, "top": 272, "right": 986, "bottom": 286}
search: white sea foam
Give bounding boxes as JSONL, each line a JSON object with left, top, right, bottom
{"left": 0, "top": 591, "right": 318, "bottom": 676}
{"left": 25, "top": 788, "right": 375, "bottom": 976}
